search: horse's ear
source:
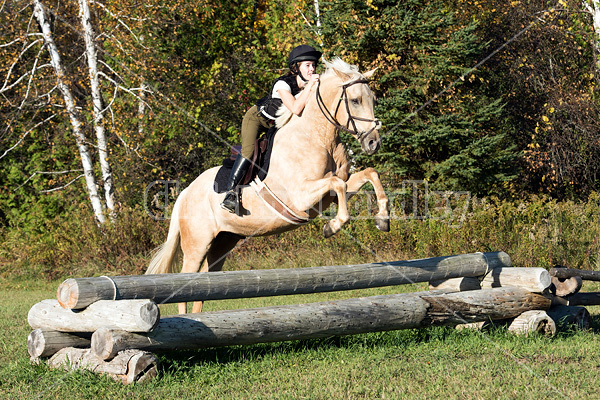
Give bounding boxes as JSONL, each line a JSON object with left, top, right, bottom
{"left": 333, "top": 68, "right": 351, "bottom": 81}
{"left": 363, "top": 68, "right": 378, "bottom": 79}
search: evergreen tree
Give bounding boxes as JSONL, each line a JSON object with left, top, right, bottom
{"left": 466, "top": 0, "right": 600, "bottom": 199}
{"left": 319, "top": 0, "right": 519, "bottom": 195}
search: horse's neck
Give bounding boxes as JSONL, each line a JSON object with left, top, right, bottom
{"left": 269, "top": 78, "right": 351, "bottom": 177}
{"left": 312, "top": 85, "right": 351, "bottom": 154}
{"left": 297, "top": 103, "right": 351, "bottom": 180}
{"left": 304, "top": 84, "right": 340, "bottom": 148}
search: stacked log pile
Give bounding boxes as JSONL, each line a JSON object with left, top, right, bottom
{"left": 28, "top": 299, "right": 160, "bottom": 384}
{"left": 26, "top": 252, "right": 597, "bottom": 383}
{"left": 443, "top": 265, "right": 596, "bottom": 335}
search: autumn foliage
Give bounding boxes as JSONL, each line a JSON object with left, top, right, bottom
{"left": 0, "top": 0, "right": 599, "bottom": 274}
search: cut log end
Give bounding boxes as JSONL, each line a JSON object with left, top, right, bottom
{"left": 507, "top": 310, "right": 556, "bottom": 337}
{"left": 138, "top": 301, "right": 161, "bottom": 331}
{"left": 28, "top": 329, "right": 91, "bottom": 359}
{"left": 126, "top": 351, "right": 159, "bottom": 384}
{"left": 551, "top": 276, "right": 583, "bottom": 297}
{"left": 56, "top": 278, "right": 79, "bottom": 309}
{"left": 92, "top": 327, "right": 119, "bottom": 360}
{"left": 27, "top": 329, "right": 46, "bottom": 359}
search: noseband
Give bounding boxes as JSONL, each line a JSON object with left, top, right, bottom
{"left": 316, "top": 78, "right": 381, "bottom": 141}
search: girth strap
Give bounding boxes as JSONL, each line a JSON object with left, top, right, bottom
{"left": 250, "top": 178, "right": 310, "bottom": 225}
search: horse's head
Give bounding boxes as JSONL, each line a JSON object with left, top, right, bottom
{"left": 319, "top": 58, "right": 381, "bottom": 155}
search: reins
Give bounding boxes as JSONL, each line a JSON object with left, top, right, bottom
{"left": 316, "top": 78, "right": 381, "bottom": 141}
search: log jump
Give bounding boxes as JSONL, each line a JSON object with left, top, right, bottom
{"left": 26, "top": 251, "right": 596, "bottom": 384}
{"left": 57, "top": 251, "right": 511, "bottom": 309}
{"left": 90, "top": 287, "right": 550, "bottom": 359}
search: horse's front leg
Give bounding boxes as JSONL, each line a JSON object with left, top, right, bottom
{"left": 321, "top": 176, "right": 351, "bottom": 238}
{"left": 294, "top": 175, "right": 350, "bottom": 238}
{"left": 345, "top": 167, "right": 390, "bottom": 232}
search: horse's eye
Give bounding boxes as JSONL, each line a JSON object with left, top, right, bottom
{"left": 351, "top": 98, "right": 361, "bottom": 106}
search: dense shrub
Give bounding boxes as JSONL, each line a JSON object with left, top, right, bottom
{"left": 2, "top": 194, "right": 600, "bottom": 281}
{"left": 0, "top": 204, "right": 168, "bottom": 280}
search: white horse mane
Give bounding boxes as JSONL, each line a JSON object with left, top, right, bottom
{"left": 322, "top": 57, "right": 362, "bottom": 81}
{"left": 275, "top": 57, "right": 362, "bottom": 128}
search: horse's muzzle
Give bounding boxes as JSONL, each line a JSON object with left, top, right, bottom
{"left": 361, "top": 135, "right": 381, "bottom": 155}
{"left": 358, "top": 119, "right": 381, "bottom": 155}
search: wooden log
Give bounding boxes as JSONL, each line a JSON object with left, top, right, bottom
{"left": 47, "top": 347, "right": 158, "bottom": 384}
{"left": 552, "top": 292, "right": 600, "bottom": 307}
{"left": 551, "top": 275, "right": 583, "bottom": 297}
{"left": 91, "top": 287, "right": 549, "bottom": 357}
{"left": 28, "top": 299, "right": 159, "bottom": 333}
{"left": 507, "top": 310, "right": 556, "bottom": 337}
{"left": 481, "top": 267, "right": 551, "bottom": 293}
{"left": 547, "top": 305, "right": 591, "bottom": 330}
{"left": 28, "top": 329, "right": 91, "bottom": 358}
{"left": 455, "top": 320, "right": 508, "bottom": 331}
{"left": 455, "top": 321, "right": 486, "bottom": 331}
{"left": 549, "top": 266, "right": 600, "bottom": 281}
{"left": 457, "top": 311, "right": 557, "bottom": 336}
{"left": 93, "top": 329, "right": 137, "bottom": 361}
{"left": 461, "top": 312, "right": 556, "bottom": 336}
{"left": 429, "top": 277, "right": 481, "bottom": 291}
{"left": 57, "top": 251, "right": 511, "bottom": 309}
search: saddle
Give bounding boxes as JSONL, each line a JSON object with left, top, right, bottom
{"left": 213, "top": 126, "right": 277, "bottom": 193}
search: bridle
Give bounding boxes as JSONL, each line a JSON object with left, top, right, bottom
{"left": 316, "top": 78, "right": 382, "bottom": 141}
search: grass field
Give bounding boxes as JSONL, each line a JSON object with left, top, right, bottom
{"left": 2, "top": 278, "right": 600, "bottom": 400}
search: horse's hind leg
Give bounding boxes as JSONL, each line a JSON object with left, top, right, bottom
{"left": 178, "top": 249, "right": 208, "bottom": 314}
{"left": 190, "top": 231, "right": 243, "bottom": 313}
{"left": 177, "top": 228, "right": 215, "bottom": 314}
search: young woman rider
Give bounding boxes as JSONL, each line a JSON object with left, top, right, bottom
{"left": 221, "top": 44, "right": 322, "bottom": 213}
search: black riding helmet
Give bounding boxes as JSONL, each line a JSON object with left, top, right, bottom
{"left": 288, "top": 45, "right": 322, "bottom": 81}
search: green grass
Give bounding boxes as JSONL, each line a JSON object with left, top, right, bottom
{"left": 2, "top": 279, "right": 600, "bottom": 399}
{"left": 4, "top": 194, "right": 600, "bottom": 398}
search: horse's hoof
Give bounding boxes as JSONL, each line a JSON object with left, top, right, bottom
{"left": 375, "top": 217, "right": 390, "bottom": 232}
{"left": 323, "top": 223, "right": 336, "bottom": 238}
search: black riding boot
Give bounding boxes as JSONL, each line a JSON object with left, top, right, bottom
{"left": 220, "top": 155, "right": 252, "bottom": 213}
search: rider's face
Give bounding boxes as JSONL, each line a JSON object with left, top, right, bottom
{"left": 298, "top": 61, "right": 316, "bottom": 78}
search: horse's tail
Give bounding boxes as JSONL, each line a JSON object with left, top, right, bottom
{"left": 146, "top": 194, "right": 183, "bottom": 275}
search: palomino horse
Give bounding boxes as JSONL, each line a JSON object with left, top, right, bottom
{"left": 146, "top": 58, "right": 390, "bottom": 313}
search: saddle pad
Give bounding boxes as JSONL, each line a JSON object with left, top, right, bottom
{"left": 213, "top": 159, "right": 235, "bottom": 194}
{"left": 213, "top": 127, "right": 277, "bottom": 194}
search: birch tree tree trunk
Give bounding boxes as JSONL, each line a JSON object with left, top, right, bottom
{"left": 584, "top": 0, "right": 600, "bottom": 69}
{"left": 314, "top": 0, "right": 322, "bottom": 42}
{"left": 33, "top": 0, "right": 106, "bottom": 224}
{"left": 138, "top": 83, "right": 148, "bottom": 137}
{"left": 78, "top": 0, "right": 116, "bottom": 221}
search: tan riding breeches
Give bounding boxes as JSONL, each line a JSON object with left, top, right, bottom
{"left": 241, "top": 105, "right": 272, "bottom": 159}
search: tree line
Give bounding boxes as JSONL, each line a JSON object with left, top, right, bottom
{"left": 1, "top": 0, "right": 599, "bottom": 230}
